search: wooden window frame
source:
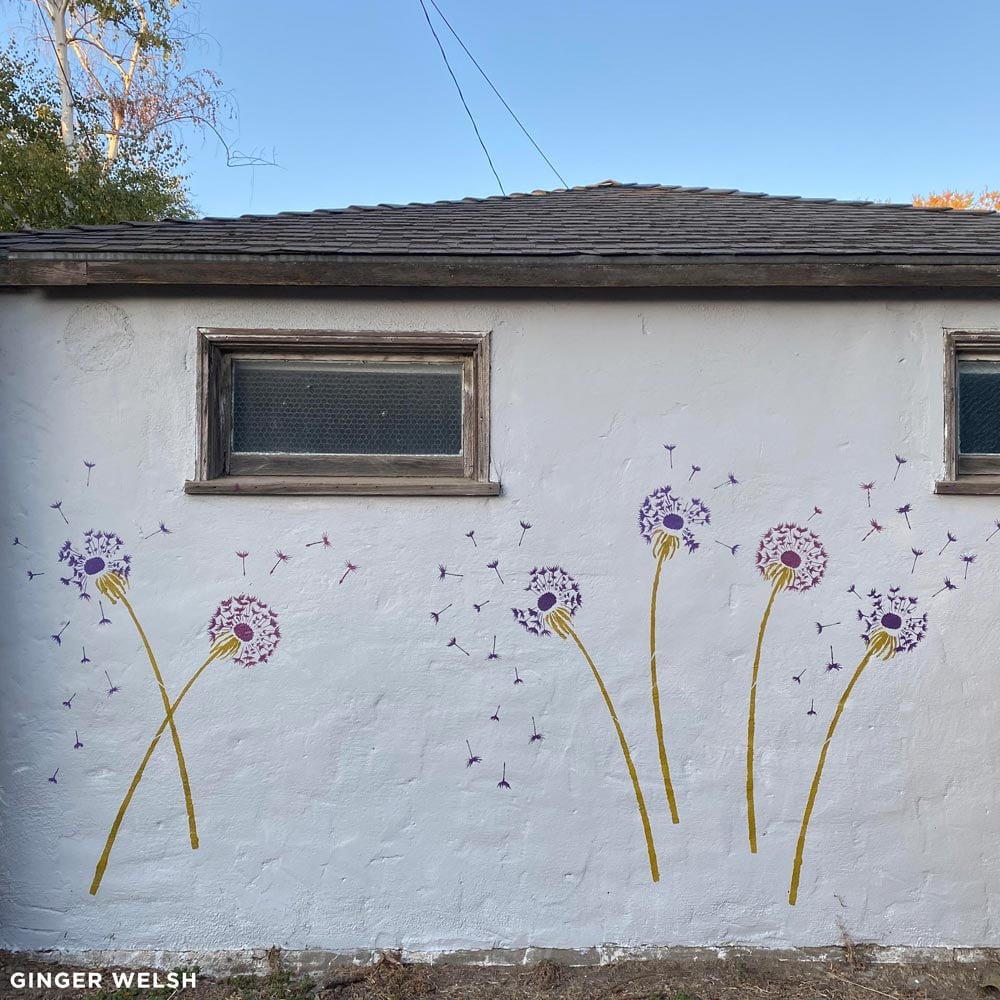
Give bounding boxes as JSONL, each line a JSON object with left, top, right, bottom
{"left": 936, "top": 329, "right": 1000, "bottom": 495}
{"left": 185, "top": 328, "right": 498, "bottom": 496}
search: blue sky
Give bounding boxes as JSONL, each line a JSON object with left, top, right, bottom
{"left": 6, "top": 0, "right": 1000, "bottom": 217}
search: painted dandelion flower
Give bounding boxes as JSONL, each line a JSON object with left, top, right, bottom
{"left": 430, "top": 604, "right": 452, "bottom": 624}
{"left": 465, "top": 740, "right": 482, "bottom": 768}
{"left": 207, "top": 595, "right": 281, "bottom": 667}
{"left": 512, "top": 566, "right": 660, "bottom": 882}
{"left": 939, "top": 532, "right": 957, "bottom": 557}
{"left": 518, "top": 521, "right": 532, "bottom": 546}
{"left": 932, "top": 578, "right": 958, "bottom": 598}
{"left": 789, "top": 587, "right": 927, "bottom": 906}
{"left": 51, "top": 501, "right": 69, "bottom": 525}
{"left": 862, "top": 519, "right": 883, "bottom": 542}
{"left": 746, "top": 524, "right": 827, "bottom": 854}
{"left": 58, "top": 530, "right": 132, "bottom": 603}
{"left": 487, "top": 559, "right": 505, "bottom": 584}
{"left": 447, "top": 637, "right": 470, "bottom": 656}
{"left": 663, "top": 443, "right": 676, "bottom": 468}
{"left": 638, "top": 486, "right": 711, "bottom": 560}
{"left": 497, "top": 762, "right": 510, "bottom": 789}
{"left": 529, "top": 716, "right": 544, "bottom": 743}
{"left": 860, "top": 482, "right": 875, "bottom": 507}
{"left": 910, "top": 548, "right": 924, "bottom": 574}
{"left": 897, "top": 504, "right": 913, "bottom": 530}
{"left": 894, "top": 455, "right": 907, "bottom": 480}
{"left": 236, "top": 551, "right": 249, "bottom": 576}
{"left": 142, "top": 522, "right": 172, "bottom": 540}
{"left": 961, "top": 553, "right": 977, "bottom": 579}
{"left": 808, "top": 506, "right": 822, "bottom": 521}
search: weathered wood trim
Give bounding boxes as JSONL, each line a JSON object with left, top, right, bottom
{"left": 934, "top": 477, "right": 1000, "bottom": 495}
{"left": 229, "top": 453, "right": 464, "bottom": 478}
{"left": 184, "top": 476, "right": 502, "bottom": 496}
{"left": 5, "top": 256, "right": 1000, "bottom": 288}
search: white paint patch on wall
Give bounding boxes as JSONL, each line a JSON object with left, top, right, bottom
{"left": 1, "top": 290, "right": 999, "bottom": 955}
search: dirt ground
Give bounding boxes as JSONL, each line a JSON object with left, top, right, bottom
{"left": 2, "top": 950, "right": 999, "bottom": 1000}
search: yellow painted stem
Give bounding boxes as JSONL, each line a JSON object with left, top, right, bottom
{"left": 566, "top": 625, "right": 660, "bottom": 884}
{"left": 120, "top": 594, "right": 199, "bottom": 851}
{"left": 788, "top": 646, "right": 876, "bottom": 906}
{"left": 746, "top": 579, "right": 782, "bottom": 854}
{"left": 649, "top": 546, "right": 680, "bottom": 824}
{"left": 90, "top": 648, "right": 224, "bottom": 896}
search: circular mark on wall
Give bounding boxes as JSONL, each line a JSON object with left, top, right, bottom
{"left": 63, "top": 302, "right": 135, "bottom": 373}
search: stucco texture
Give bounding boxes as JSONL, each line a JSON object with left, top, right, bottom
{"left": 1, "top": 290, "right": 999, "bottom": 954}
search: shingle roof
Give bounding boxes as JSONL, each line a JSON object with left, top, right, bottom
{"left": 4, "top": 181, "right": 1000, "bottom": 259}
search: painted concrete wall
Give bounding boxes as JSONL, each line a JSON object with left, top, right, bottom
{"left": 2, "top": 289, "right": 999, "bottom": 957}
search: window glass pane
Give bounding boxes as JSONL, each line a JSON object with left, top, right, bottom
{"left": 958, "top": 359, "right": 1000, "bottom": 455}
{"left": 232, "top": 360, "right": 463, "bottom": 456}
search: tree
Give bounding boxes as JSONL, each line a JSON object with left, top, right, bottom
{"left": 913, "top": 190, "right": 1000, "bottom": 212}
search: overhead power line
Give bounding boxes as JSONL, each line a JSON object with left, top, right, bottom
{"left": 426, "top": 0, "right": 568, "bottom": 190}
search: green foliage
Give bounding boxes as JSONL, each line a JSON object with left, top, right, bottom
{"left": 0, "top": 45, "right": 194, "bottom": 229}
{"left": 226, "top": 968, "right": 317, "bottom": 1000}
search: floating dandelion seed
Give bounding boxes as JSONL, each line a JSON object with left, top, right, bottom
{"left": 51, "top": 621, "right": 70, "bottom": 645}
{"left": 465, "top": 530, "right": 477, "bottom": 546}
{"left": 792, "top": 669, "right": 806, "bottom": 684}
{"left": 826, "top": 646, "right": 841, "bottom": 672}
{"left": 465, "top": 740, "right": 482, "bottom": 768}
{"left": 269, "top": 551, "right": 291, "bottom": 575}
{"left": 438, "top": 564, "right": 463, "bottom": 580}
{"left": 473, "top": 600, "right": 490, "bottom": 613}
{"left": 339, "top": 561, "right": 358, "bottom": 585}
{"left": 513, "top": 666, "right": 524, "bottom": 685}
{"left": 807, "top": 700, "right": 817, "bottom": 716}
{"left": 27, "top": 570, "right": 43, "bottom": 580}
{"left": 97, "top": 601, "right": 112, "bottom": 626}
{"left": 910, "top": 548, "right": 924, "bottom": 574}
{"left": 490, "top": 705, "right": 500, "bottom": 722}
{"left": 860, "top": 483, "right": 875, "bottom": 507}
{"left": 487, "top": 559, "right": 504, "bottom": 584}
{"left": 848, "top": 584, "right": 861, "bottom": 599}
{"left": 430, "top": 603, "right": 452, "bottom": 624}
{"left": 513, "top": 565, "right": 660, "bottom": 882}
{"left": 862, "top": 519, "right": 883, "bottom": 541}
{"left": 63, "top": 693, "right": 76, "bottom": 709}
{"left": 988, "top": 520, "right": 1000, "bottom": 542}
{"left": 663, "top": 444, "right": 676, "bottom": 468}
{"left": 815, "top": 621, "right": 840, "bottom": 634}
{"left": 305, "top": 533, "right": 331, "bottom": 548}
{"left": 487, "top": 635, "right": 500, "bottom": 660}
{"left": 939, "top": 532, "right": 958, "bottom": 556}
{"left": 50, "top": 501, "right": 69, "bottom": 525}
{"left": 745, "top": 524, "right": 827, "bottom": 854}
{"left": 74, "top": 731, "right": 83, "bottom": 750}
{"left": 12, "top": 536, "right": 24, "bottom": 547}
{"left": 80, "top": 646, "right": 90, "bottom": 664}
{"left": 932, "top": 578, "right": 958, "bottom": 598}
{"left": 142, "top": 522, "right": 171, "bottom": 540}
{"left": 84, "top": 460, "right": 96, "bottom": 486}
{"left": 893, "top": 455, "right": 907, "bottom": 481}
{"left": 807, "top": 507, "right": 823, "bottom": 521}
{"left": 897, "top": 504, "right": 913, "bottom": 530}
{"left": 104, "top": 671, "right": 119, "bottom": 695}
{"left": 716, "top": 540, "right": 740, "bottom": 555}
{"left": 689, "top": 464, "right": 701, "bottom": 481}
{"left": 48, "top": 769, "right": 59, "bottom": 785}
{"left": 236, "top": 551, "right": 249, "bottom": 576}
{"left": 497, "top": 763, "right": 510, "bottom": 789}
{"left": 714, "top": 473, "right": 739, "bottom": 489}
{"left": 518, "top": 521, "right": 532, "bottom": 546}
{"left": 961, "top": 553, "right": 977, "bottom": 579}
{"left": 789, "top": 587, "right": 927, "bottom": 905}
{"left": 529, "top": 716, "right": 544, "bottom": 743}
{"left": 447, "top": 637, "right": 470, "bottom": 656}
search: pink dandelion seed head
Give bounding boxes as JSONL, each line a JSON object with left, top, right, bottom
{"left": 756, "top": 523, "right": 827, "bottom": 592}
{"left": 58, "top": 530, "right": 131, "bottom": 597}
{"left": 638, "top": 486, "right": 711, "bottom": 554}
{"left": 208, "top": 594, "right": 281, "bottom": 667}
{"left": 858, "top": 587, "right": 927, "bottom": 655}
{"left": 512, "top": 566, "right": 582, "bottom": 637}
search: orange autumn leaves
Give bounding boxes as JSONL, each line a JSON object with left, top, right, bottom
{"left": 913, "top": 190, "right": 1000, "bottom": 211}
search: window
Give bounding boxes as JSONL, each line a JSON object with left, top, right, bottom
{"left": 186, "top": 329, "right": 497, "bottom": 495}
{"left": 938, "top": 330, "right": 1000, "bottom": 495}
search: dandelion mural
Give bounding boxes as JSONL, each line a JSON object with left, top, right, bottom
{"left": 746, "top": 524, "right": 827, "bottom": 854}
{"left": 512, "top": 566, "right": 660, "bottom": 882}
{"left": 788, "top": 587, "right": 927, "bottom": 905}
{"left": 638, "top": 486, "right": 711, "bottom": 824}
{"left": 90, "top": 594, "right": 280, "bottom": 895}
{"left": 59, "top": 529, "right": 200, "bottom": 853}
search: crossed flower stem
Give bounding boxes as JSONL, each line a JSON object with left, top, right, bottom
{"left": 89, "top": 634, "right": 240, "bottom": 896}
{"left": 650, "top": 533, "right": 681, "bottom": 824}
{"left": 788, "top": 638, "right": 884, "bottom": 906}
{"left": 746, "top": 569, "right": 788, "bottom": 854}
{"left": 551, "top": 608, "right": 660, "bottom": 884}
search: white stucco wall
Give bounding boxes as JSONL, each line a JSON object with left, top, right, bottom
{"left": 1, "top": 288, "right": 999, "bottom": 957}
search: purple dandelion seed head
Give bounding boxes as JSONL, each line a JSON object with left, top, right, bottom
{"left": 638, "top": 486, "right": 711, "bottom": 552}
{"left": 208, "top": 594, "right": 280, "bottom": 667}
{"left": 512, "top": 566, "right": 582, "bottom": 637}
{"left": 858, "top": 588, "right": 928, "bottom": 654}
{"left": 58, "top": 530, "right": 130, "bottom": 595}
{"left": 756, "top": 524, "right": 827, "bottom": 592}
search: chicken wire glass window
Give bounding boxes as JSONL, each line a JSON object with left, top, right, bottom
{"left": 957, "top": 358, "right": 1000, "bottom": 459}
{"left": 188, "top": 329, "right": 495, "bottom": 496}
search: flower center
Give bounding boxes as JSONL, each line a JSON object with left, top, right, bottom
{"left": 233, "top": 622, "right": 255, "bottom": 643}
{"left": 780, "top": 551, "right": 802, "bottom": 569}
{"left": 537, "top": 592, "right": 557, "bottom": 612}
{"left": 880, "top": 612, "right": 902, "bottom": 631}
{"left": 662, "top": 513, "right": 685, "bottom": 532}
{"left": 83, "top": 556, "right": 106, "bottom": 576}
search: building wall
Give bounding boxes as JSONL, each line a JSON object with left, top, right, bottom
{"left": 1, "top": 288, "right": 999, "bottom": 957}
